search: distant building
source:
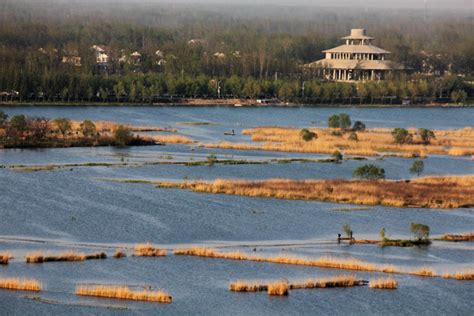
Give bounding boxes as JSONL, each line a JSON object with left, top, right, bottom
{"left": 61, "top": 56, "right": 82, "bottom": 67}
{"left": 187, "top": 39, "right": 207, "bottom": 46}
{"left": 91, "top": 45, "right": 111, "bottom": 64}
{"left": 306, "top": 28, "right": 397, "bottom": 81}
{"left": 91, "top": 45, "right": 113, "bottom": 74}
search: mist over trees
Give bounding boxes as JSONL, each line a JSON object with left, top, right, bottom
{"left": 0, "top": 1, "right": 472, "bottom": 102}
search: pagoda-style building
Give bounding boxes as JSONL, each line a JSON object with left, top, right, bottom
{"left": 306, "top": 29, "right": 395, "bottom": 81}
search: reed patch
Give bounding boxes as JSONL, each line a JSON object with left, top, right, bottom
{"left": 443, "top": 270, "right": 474, "bottom": 280}
{"left": 0, "top": 253, "right": 12, "bottom": 265}
{"left": 133, "top": 244, "right": 167, "bottom": 257}
{"left": 0, "top": 278, "right": 42, "bottom": 292}
{"left": 202, "top": 126, "right": 474, "bottom": 157}
{"left": 76, "top": 285, "right": 172, "bottom": 303}
{"left": 230, "top": 275, "right": 367, "bottom": 296}
{"left": 155, "top": 176, "right": 474, "bottom": 209}
{"left": 368, "top": 278, "right": 398, "bottom": 289}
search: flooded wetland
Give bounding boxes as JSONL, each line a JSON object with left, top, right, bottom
{"left": 0, "top": 106, "right": 473, "bottom": 315}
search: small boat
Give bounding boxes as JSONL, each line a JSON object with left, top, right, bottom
{"left": 234, "top": 103, "right": 243, "bottom": 107}
{"left": 224, "top": 129, "right": 235, "bottom": 136}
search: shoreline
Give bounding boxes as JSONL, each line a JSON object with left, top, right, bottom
{"left": 0, "top": 100, "right": 472, "bottom": 108}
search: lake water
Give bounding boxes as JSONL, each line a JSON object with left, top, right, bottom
{"left": 0, "top": 106, "right": 473, "bottom": 315}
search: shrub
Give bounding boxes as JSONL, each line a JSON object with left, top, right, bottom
{"left": 410, "top": 223, "right": 430, "bottom": 241}
{"left": 328, "top": 113, "right": 351, "bottom": 130}
{"left": 300, "top": 128, "right": 317, "bottom": 141}
{"left": 6, "top": 114, "right": 27, "bottom": 139}
{"left": 392, "top": 128, "right": 413, "bottom": 144}
{"left": 207, "top": 154, "right": 217, "bottom": 166}
{"left": 339, "top": 114, "right": 351, "bottom": 130}
{"left": 409, "top": 160, "right": 424, "bottom": 176}
{"left": 0, "top": 111, "right": 8, "bottom": 127}
{"left": 332, "top": 150, "right": 343, "bottom": 163}
{"left": 328, "top": 114, "right": 340, "bottom": 128}
{"left": 352, "top": 164, "right": 385, "bottom": 180}
{"left": 352, "top": 121, "right": 366, "bottom": 131}
{"left": 80, "top": 120, "right": 97, "bottom": 137}
{"left": 417, "top": 128, "right": 435, "bottom": 144}
{"left": 342, "top": 224, "right": 352, "bottom": 238}
{"left": 451, "top": 90, "right": 467, "bottom": 104}
{"left": 113, "top": 125, "right": 132, "bottom": 147}
{"left": 54, "top": 117, "right": 72, "bottom": 137}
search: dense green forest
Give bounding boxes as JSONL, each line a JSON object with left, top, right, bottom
{"left": 0, "top": 1, "right": 472, "bottom": 103}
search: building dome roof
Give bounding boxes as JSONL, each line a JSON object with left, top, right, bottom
{"left": 341, "top": 28, "right": 374, "bottom": 40}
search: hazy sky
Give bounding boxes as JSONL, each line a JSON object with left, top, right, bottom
{"left": 122, "top": 0, "right": 472, "bottom": 9}
{"left": 32, "top": 0, "right": 470, "bottom": 9}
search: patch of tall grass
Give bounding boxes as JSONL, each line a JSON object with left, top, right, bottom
{"left": 443, "top": 270, "right": 474, "bottom": 280}
{"left": 134, "top": 244, "right": 167, "bottom": 257}
{"left": 0, "top": 278, "right": 42, "bottom": 292}
{"left": 368, "top": 278, "right": 398, "bottom": 289}
{"left": 157, "top": 176, "right": 474, "bottom": 209}
{"left": 0, "top": 253, "right": 12, "bottom": 265}
{"left": 76, "top": 285, "right": 172, "bottom": 303}
{"left": 205, "top": 126, "right": 474, "bottom": 157}
{"left": 267, "top": 281, "right": 289, "bottom": 296}
{"left": 174, "top": 248, "right": 396, "bottom": 273}
{"left": 410, "top": 267, "right": 435, "bottom": 277}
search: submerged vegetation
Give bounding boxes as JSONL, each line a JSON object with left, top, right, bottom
{"left": 76, "top": 285, "right": 172, "bottom": 303}
{"left": 152, "top": 176, "right": 474, "bottom": 209}
{"left": 25, "top": 251, "right": 106, "bottom": 263}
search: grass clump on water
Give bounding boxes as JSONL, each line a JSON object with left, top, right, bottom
{"left": 76, "top": 285, "right": 172, "bottom": 303}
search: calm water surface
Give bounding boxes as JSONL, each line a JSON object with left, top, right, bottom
{"left": 0, "top": 106, "right": 473, "bottom": 315}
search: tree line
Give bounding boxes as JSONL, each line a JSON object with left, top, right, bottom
{"left": 0, "top": 1, "right": 472, "bottom": 103}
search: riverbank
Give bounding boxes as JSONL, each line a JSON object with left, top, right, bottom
{"left": 0, "top": 100, "right": 472, "bottom": 108}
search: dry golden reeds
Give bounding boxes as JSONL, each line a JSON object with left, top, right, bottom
{"left": 134, "top": 243, "right": 167, "bottom": 257}
{"left": 0, "top": 253, "right": 12, "bottom": 265}
{"left": 410, "top": 267, "right": 435, "bottom": 277}
{"left": 230, "top": 276, "right": 364, "bottom": 296}
{"left": 0, "top": 278, "right": 42, "bottom": 292}
{"left": 175, "top": 248, "right": 396, "bottom": 274}
{"left": 290, "top": 275, "right": 362, "bottom": 289}
{"left": 368, "top": 278, "right": 398, "bottom": 289}
{"left": 443, "top": 270, "right": 474, "bottom": 280}
{"left": 76, "top": 285, "right": 172, "bottom": 303}
{"left": 25, "top": 251, "right": 106, "bottom": 263}
{"left": 440, "top": 232, "right": 474, "bottom": 242}
{"left": 267, "top": 281, "right": 289, "bottom": 296}
{"left": 113, "top": 249, "right": 127, "bottom": 258}
{"left": 203, "top": 126, "right": 474, "bottom": 157}
{"left": 157, "top": 176, "right": 474, "bottom": 209}
{"left": 229, "top": 281, "right": 267, "bottom": 292}
{"left": 144, "top": 135, "right": 194, "bottom": 144}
